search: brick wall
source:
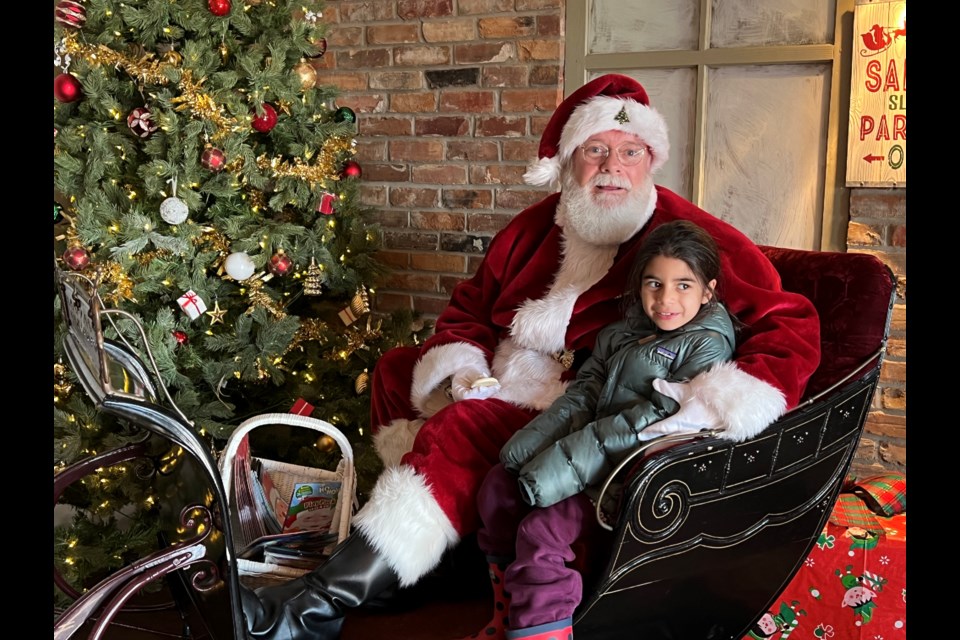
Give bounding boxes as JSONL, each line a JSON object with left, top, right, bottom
{"left": 315, "top": 1, "right": 906, "bottom": 475}
{"left": 847, "top": 189, "right": 907, "bottom": 475}
{"left": 314, "top": 0, "right": 564, "bottom": 316}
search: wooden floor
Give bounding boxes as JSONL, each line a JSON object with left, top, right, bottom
{"left": 66, "top": 587, "right": 490, "bottom": 640}
{"left": 66, "top": 545, "right": 494, "bottom": 640}
{"left": 343, "top": 539, "right": 493, "bottom": 639}
{"left": 343, "top": 586, "right": 490, "bottom": 640}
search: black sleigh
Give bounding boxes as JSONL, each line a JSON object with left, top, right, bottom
{"left": 573, "top": 246, "right": 897, "bottom": 640}
{"left": 53, "top": 245, "right": 896, "bottom": 640}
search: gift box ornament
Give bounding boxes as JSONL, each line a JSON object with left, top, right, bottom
{"left": 338, "top": 306, "right": 358, "bottom": 326}
{"left": 177, "top": 290, "right": 208, "bottom": 320}
{"left": 317, "top": 192, "right": 336, "bottom": 215}
{"left": 290, "top": 398, "right": 315, "bottom": 417}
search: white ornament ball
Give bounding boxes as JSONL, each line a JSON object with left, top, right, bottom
{"left": 159, "top": 196, "right": 189, "bottom": 225}
{"left": 224, "top": 252, "right": 256, "bottom": 281}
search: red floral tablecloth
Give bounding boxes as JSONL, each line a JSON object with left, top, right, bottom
{"left": 741, "top": 511, "right": 906, "bottom": 639}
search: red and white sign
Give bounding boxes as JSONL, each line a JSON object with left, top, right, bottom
{"left": 846, "top": 0, "right": 906, "bottom": 187}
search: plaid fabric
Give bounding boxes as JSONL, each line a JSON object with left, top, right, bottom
{"left": 829, "top": 472, "right": 906, "bottom": 530}
{"left": 855, "top": 472, "right": 906, "bottom": 516}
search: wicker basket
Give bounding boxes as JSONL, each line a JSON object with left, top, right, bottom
{"left": 219, "top": 413, "right": 357, "bottom": 589}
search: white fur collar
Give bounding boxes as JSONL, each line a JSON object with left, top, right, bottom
{"left": 508, "top": 227, "right": 617, "bottom": 354}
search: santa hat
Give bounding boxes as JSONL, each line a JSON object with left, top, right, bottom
{"left": 523, "top": 74, "right": 670, "bottom": 187}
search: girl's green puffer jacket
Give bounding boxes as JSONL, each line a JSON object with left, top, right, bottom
{"left": 501, "top": 302, "right": 736, "bottom": 508}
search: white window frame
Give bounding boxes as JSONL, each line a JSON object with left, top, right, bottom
{"left": 564, "top": 0, "right": 855, "bottom": 251}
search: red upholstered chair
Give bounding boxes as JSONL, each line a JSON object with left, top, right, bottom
{"left": 573, "top": 247, "right": 896, "bottom": 640}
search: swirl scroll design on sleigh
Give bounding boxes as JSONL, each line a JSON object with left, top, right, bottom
{"left": 631, "top": 479, "right": 692, "bottom": 543}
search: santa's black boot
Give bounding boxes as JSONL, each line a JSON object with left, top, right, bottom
{"left": 242, "top": 533, "right": 400, "bottom": 640}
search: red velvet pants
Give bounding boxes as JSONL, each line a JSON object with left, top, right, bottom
{"left": 369, "top": 347, "right": 539, "bottom": 536}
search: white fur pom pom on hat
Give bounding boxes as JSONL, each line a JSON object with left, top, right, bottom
{"left": 523, "top": 74, "right": 670, "bottom": 187}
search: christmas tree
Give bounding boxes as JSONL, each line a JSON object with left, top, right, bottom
{"left": 53, "top": 0, "right": 427, "bottom": 604}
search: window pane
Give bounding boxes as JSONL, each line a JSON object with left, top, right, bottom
{"left": 588, "top": 0, "right": 700, "bottom": 53}
{"left": 711, "top": 0, "right": 836, "bottom": 47}
{"left": 702, "top": 64, "right": 829, "bottom": 249}
{"left": 590, "top": 68, "right": 698, "bottom": 200}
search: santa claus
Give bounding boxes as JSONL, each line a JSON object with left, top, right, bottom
{"left": 243, "top": 74, "right": 821, "bottom": 640}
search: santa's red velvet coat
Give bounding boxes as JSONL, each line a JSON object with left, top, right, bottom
{"left": 355, "top": 185, "right": 821, "bottom": 587}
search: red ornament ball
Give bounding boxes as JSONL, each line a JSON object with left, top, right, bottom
{"left": 55, "top": 1, "right": 87, "bottom": 28}
{"left": 251, "top": 103, "right": 278, "bottom": 133}
{"left": 127, "top": 107, "right": 158, "bottom": 138}
{"left": 341, "top": 160, "right": 362, "bottom": 180}
{"left": 54, "top": 73, "right": 83, "bottom": 103}
{"left": 268, "top": 252, "right": 294, "bottom": 277}
{"left": 173, "top": 330, "right": 189, "bottom": 345}
{"left": 208, "top": 0, "right": 231, "bottom": 17}
{"left": 62, "top": 246, "right": 91, "bottom": 271}
{"left": 307, "top": 37, "right": 328, "bottom": 59}
{"left": 201, "top": 147, "right": 227, "bottom": 172}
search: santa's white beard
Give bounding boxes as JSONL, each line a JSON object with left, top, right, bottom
{"left": 559, "top": 171, "right": 655, "bottom": 246}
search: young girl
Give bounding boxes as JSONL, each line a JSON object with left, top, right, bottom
{"left": 459, "top": 220, "right": 737, "bottom": 640}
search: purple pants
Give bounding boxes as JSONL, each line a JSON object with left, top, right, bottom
{"left": 476, "top": 463, "right": 600, "bottom": 630}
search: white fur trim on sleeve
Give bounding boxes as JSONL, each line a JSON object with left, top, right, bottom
{"left": 689, "top": 361, "right": 787, "bottom": 442}
{"left": 353, "top": 465, "right": 459, "bottom": 587}
{"left": 490, "top": 338, "right": 568, "bottom": 411}
{"left": 411, "top": 342, "right": 489, "bottom": 418}
{"left": 372, "top": 418, "right": 424, "bottom": 468}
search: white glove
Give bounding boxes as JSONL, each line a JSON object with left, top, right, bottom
{"left": 643, "top": 378, "right": 723, "bottom": 438}
{"left": 450, "top": 368, "right": 501, "bottom": 401}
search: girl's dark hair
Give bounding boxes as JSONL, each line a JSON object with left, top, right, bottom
{"left": 622, "top": 220, "right": 722, "bottom": 326}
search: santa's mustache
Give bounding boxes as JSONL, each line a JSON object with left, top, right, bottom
{"left": 591, "top": 175, "right": 631, "bottom": 189}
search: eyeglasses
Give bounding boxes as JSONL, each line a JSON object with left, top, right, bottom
{"left": 579, "top": 143, "right": 648, "bottom": 166}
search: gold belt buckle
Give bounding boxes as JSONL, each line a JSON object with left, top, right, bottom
{"left": 553, "top": 349, "right": 574, "bottom": 370}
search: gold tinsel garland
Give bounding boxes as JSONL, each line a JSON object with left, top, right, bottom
{"left": 61, "top": 31, "right": 171, "bottom": 86}
{"left": 54, "top": 361, "right": 74, "bottom": 400}
{"left": 243, "top": 278, "right": 286, "bottom": 319}
{"left": 133, "top": 249, "right": 173, "bottom": 265}
{"left": 284, "top": 317, "right": 332, "bottom": 356}
{"left": 192, "top": 226, "right": 232, "bottom": 275}
{"left": 244, "top": 189, "right": 268, "bottom": 214}
{"left": 98, "top": 261, "right": 137, "bottom": 305}
{"left": 60, "top": 33, "right": 353, "bottom": 189}
{"left": 194, "top": 226, "right": 232, "bottom": 255}
{"left": 62, "top": 33, "right": 267, "bottom": 143}
{"left": 255, "top": 135, "right": 354, "bottom": 188}
{"left": 170, "top": 70, "right": 241, "bottom": 139}
{"left": 326, "top": 317, "right": 383, "bottom": 361}
{"left": 62, "top": 32, "right": 238, "bottom": 139}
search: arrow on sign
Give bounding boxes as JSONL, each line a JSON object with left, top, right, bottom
{"left": 863, "top": 154, "right": 884, "bottom": 163}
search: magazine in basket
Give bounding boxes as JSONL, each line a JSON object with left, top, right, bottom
{"left": 259, "top": 458, "right": 343, "bottom": 534}
{"left": 220, "top": 412, "right": 357, "bottom": 588}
